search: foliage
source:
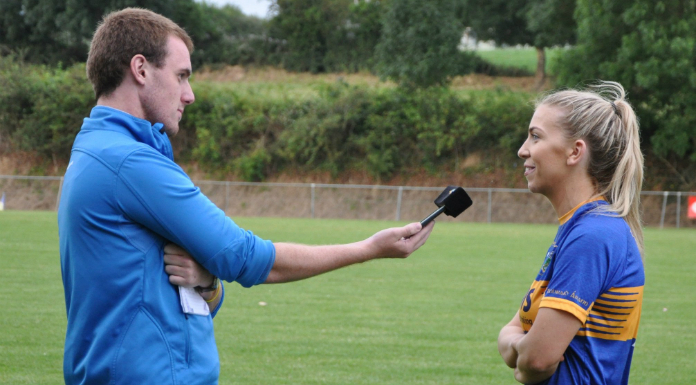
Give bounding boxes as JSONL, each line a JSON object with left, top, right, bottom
{"left": 0, "top": 55, "right": 94, "bottom": 161}
{"left": 462, "top": 0, "right": 533, "bottom": 47}
{"left": 269, "top": 0, "right": 386, "bottom": 73}
{"left": 376, "top": 0, "right": 464, "bottom": 88}
{"left": 462, "top": 0, "right": 576, "bottom": 81}
{"left": 269, "top": 0, "right": 349, "bottom": 73}
{"left": 1, "top": 55, "right": 532, "bottom": 182}
{"left": 185, "top": 81, "right": 532, "bottom": 180}
{"left": 182, "top": 82, "right": 295, "bottom": 181}
{"left": 524, "top": 0, "right": 576, "bottom": 49}
{"left": 0, "top": 0, "right": 270, "bottom": 68}
{"left": 553, "top": 0, "right": 696, "bottom": 188}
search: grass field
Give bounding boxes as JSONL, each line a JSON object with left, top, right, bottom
{"left": 1, "top": 211, "right": 694, "bottom": 384}
{"left": 476, "top": 47, "right": 565, "bottom": 75}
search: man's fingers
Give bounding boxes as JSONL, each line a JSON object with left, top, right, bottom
{"left": 168, "top": 275, "right": 186, "bottom": 286}
{"left": 164, "top": 253, "right": 189, "bottom": 266}
{"left": 165, "top": 264, "right": 185, "bottom": 276}
{"left": 407, "top": 221, "right": 434, "bottom": 248}
{"left": 164, "top": 243, "right": 186, "bottom": 255}
{"left": 396, "top": 222, "right": 423, "bottom": 240}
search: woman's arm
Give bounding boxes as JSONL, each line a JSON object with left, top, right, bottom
{"left": 498, "top": 311, "right": 525, "bottom": 368}
{"left": 511, "top": 308, "right": 580, "bottom": 384}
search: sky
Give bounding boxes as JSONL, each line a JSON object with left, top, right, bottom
{"left": 199, "top": 0, "right": 273, "bottom": 19}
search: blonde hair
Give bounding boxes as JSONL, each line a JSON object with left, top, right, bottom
{"left": 537, "top": 81, "right": 644, "bottom": 255}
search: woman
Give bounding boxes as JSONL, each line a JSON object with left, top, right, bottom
{"left": 498, "top": 81, "right": 645, "bottom": 385}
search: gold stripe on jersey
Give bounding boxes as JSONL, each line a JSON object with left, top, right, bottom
{"left": 532, "top": 285, "right": 643, "bottom": 341}
{"left": 540, "top": 296, "right": 589, "bottom": 324}
{"left": 578, "top": 286, "right": 643, "bottom": 341}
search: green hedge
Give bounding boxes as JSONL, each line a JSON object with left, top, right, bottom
{"left": 181, "top": 81, "right": 533, "bottom": 180}
{"left": 0, "top": 57, "right": 534, "bottom": 180}
{"left": 0, "top": 56, "right": 95, "bottom": 161}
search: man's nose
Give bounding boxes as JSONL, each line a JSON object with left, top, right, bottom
{"left": 182, "top": 83, "right": 195, "bottom": 105}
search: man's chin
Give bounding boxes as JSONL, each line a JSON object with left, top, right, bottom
{"left": 163, "top": 125, "right": 179, "bottom": 137}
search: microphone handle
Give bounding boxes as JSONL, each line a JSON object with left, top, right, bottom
{"left": 420, "top": 206, "right": 446, "bottom": 227}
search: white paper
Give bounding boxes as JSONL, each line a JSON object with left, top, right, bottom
{"left": 179, "top": 286, "right": 210, "bottom": 316}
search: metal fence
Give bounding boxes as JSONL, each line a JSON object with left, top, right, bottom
{"left": 1, "top": 175, "right": 694, "bottom": 228}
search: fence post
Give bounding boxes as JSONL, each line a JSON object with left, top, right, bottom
{"left": 659, "top": 191, "right": 669, "bottom": 229}
{"left": 487, "top": 188, "right": 492, "bottom": 223}
{"left": 395, "top": 186, "right": 403, "bottom": 221}
{"left": 311, "top": 183, "right": 315, "bottom": 219}
{"left": 55, "top": 176, "right": 64, "bottom": 211}
{"left": 676, "top": 191, "right": 681, "bottom": 229}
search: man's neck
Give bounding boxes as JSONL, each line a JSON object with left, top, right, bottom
{"left": 97, "top": 87, "right": 145, "bottom": 121}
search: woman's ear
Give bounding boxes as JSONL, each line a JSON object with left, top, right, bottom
{"left": 567, "top": 139, "right": 588, "bottom": 167}
{"left": 130, "top": 54, "right": 148, "bottom": 86}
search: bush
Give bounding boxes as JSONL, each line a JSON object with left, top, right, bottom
{"left": 0, "top": 55, "right": 94, "bottom": 162}
{"left": 0, "top": 56, "right": 534, "bottom": 181}
{"left": 187, "top": 80, "right": 533, "bottom": 180}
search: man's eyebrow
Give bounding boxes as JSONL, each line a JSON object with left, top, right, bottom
{"left": 179, "top": 68, "right": 192, "bottom": 77}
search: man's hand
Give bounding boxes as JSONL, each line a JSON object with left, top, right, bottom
{"left": 365, "top": 221, "right": 434, "bottom": 259}
{"left": 163, "top": 243, "right": 215, "bottom": 288}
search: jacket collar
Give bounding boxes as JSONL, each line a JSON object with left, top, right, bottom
{"left": 82, "top": 106, "right": 174, "bottom": 160}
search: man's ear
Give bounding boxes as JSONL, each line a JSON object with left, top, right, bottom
{"left": 130, "top": 54, "right": 148, "bottom": 86}
{"left": 567, "top": 139, "right": 588, "bottom": 167}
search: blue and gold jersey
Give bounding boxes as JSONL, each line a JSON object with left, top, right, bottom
{"left": 519, "top": 200, "right": 644, "bottom": 385}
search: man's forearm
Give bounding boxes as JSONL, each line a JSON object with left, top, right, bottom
{"left": 265, "top": 241, "right": 372, "bottom": 283}
{"left": 264, "top": 222, "right": 431, "bottom": 284}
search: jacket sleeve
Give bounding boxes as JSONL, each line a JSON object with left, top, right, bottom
{"left": 115, "top": 149, "right": 275, "bottom": 288}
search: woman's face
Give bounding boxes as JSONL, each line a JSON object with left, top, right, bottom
{"left": 518, "top": 104, "right": 573, "bottom": 198}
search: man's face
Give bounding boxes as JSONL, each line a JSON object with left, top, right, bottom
{"left": 141, "top": 35, "right": 195, "bottom": 136}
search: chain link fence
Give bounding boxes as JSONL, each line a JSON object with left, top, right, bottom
{"left": 1, "top": 175, "right": 694, "bottom": 228}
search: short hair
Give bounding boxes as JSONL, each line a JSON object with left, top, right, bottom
{"left": 86, "top": 8, "right": 194, "bottom": 99}
{"left": 537, "top": 81, "right": 644, "bottom": 255}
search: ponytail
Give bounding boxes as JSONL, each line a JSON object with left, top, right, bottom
{"left": 538, "top": 81, "right": 644, "bottom": 256}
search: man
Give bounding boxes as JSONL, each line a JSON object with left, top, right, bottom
{"left": 58, "top": 8, "right": 433, "bottom": 385}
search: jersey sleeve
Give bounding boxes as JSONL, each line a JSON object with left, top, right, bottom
{"left": 115, "top": 149, "right": 276, "bottom": 288}
{"left": 540, "top": 222, "right": 617, "bottom": 323}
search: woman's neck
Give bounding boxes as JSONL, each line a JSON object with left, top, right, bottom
{"left": 548, "top": 178, "right": 598, "bottom": 219}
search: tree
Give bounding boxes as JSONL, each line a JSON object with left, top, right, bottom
{"left": 0, "top": 0, "right": 267, "bottom": 68}
{"left": 325, "top": 0, "right": 386, "bottom": 72}
{"left": 524, "top": 0, "right": 576, "bottom": 85}
{"left": 375, "top": 0, "right": 463, "bottom": 88}
{"left": 270, "top": 0, "right": 351, "bottom": 73}
{"left": 554, "top": 0, "right": 696, "bottom": 188}
{"left": 185, "top": 3, "right": 273, "bottom": 67}
{"left": 0, "top": 0, "right": 182, "bottom": 65}
{"left": 462, "top": 0, "right": 576, "bottom": 87}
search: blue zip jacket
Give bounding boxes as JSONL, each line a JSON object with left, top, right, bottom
{"left": 58, "top": 106, "right": 276, "bottom": 385}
